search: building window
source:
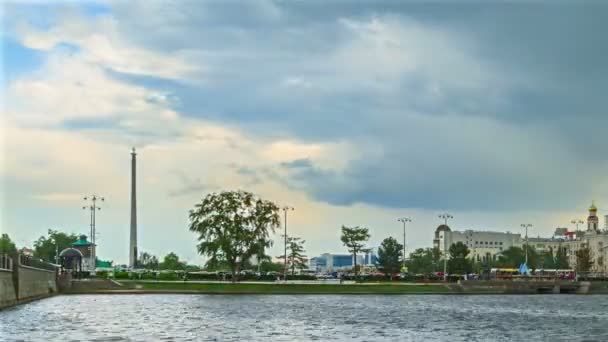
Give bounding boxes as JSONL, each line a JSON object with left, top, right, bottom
{"left": 500, "top": 242, "right": 503, "bottom": 245}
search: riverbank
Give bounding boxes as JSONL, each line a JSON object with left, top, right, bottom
{"left": 60, "top": 279, "right": 608, "bottom": 295}
{"left": 66, "top": 281, "right": 452, "bottom": 295}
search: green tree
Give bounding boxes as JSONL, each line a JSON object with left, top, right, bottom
{"left": 278, "top": 236, "right": 307, "bottom": 276}
{"left": 495, "top": 246, "right": 540, "bottom": 269}
{"left": 33, "top": 229, "right": 78, "bottom": 262}
{"left": 139, "top": 251, "right": 159, "bottom": 270}
{"left": 259, "top": 260, "right": 284, "bottom": 273}
{"left": 555, "top": 246, "right": 570, "bottom": 269}
{"left": 159, "top": 252, "right": 186, "bottom": 270}
{"left": 376, "top": 237, "right": 403, "bottom": 280}
{"left": 340, "top": 225, "right": 370, "bottom": 276}
{"left": 188, "top": 190, "right": 280, "bottom": 282}
{"left": 540, "top": 248, "right": 556, "bottom": 269}
{"left": 0, "top": 234, "right": 17, "bottom": 255}
{"left": 406, "top": 248, "right": 435, "bottom": 275}
{"left": 575, "top": 247, "right": 593, "bottom": 273}
{"left": 447, "top": 242, "right": 472, "bottom": 275}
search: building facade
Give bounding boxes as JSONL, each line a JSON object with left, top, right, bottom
{"left": 433, "top": 202, "right": 608, "bottom": 272}
{"left": 309, "top": 252, "right": 377, "bottom": 272}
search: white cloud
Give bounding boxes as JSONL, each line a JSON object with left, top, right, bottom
{"left": 16, "top": 13, "right": 201, "bottom": 81}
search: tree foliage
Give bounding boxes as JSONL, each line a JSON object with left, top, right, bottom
{"left": 0, "top": 234, "right": 17, "bottom": 255}
{"left": 188, "top": 191, "right": 280, "bottom": 282}
{"left": 540, "top": 248, "right": 556, "bottom": 269}
{"left": 447, "top": 242, "right": 472, "bottom": 275}
{"left": 575, "top": 247, "right": 593, "bottom": 273}
{"left": 138, "top": 251, "right": 159, "bottom": 270}
{"left": 159, "top": 252, "right": 186, "bottom": 270}
{"left": 495, "top": 246, "right": 540, "bottom": 269}
{"left": 33, "top": 229, "right": 78, "bottom": 262}
{"left": 555, "top": 246, "right": 570, "bottom": 269}
{"left": 278, "top": 236, "right": 307, "bottom": 276}
{"left": 340, "top": 225, "right": 370, "bottom": 276}
{"left": 406, "top": 248, "right": 437, "bottom": 275}
{"left": 376, "top": 237, "right": 403, "bottom": 280}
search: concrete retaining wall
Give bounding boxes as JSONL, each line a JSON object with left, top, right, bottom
{"left": 0, "top": 255, "right": 58, "bottom": 310}
{"left": 17, "top": 265, "right": 57, "bottom": 300}
{"left": 0, "top": 270, "right": 17, "bottom": 308}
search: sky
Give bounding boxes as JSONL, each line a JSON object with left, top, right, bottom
{"left": 1, "top": 1, "right": 607, "bottom": 265}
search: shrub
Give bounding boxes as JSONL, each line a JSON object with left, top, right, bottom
{"left": 114, "top": 271, "right": 130, "bottom": 279}
{"left": 95, "top": 271, "right": 109, "bottom": 279}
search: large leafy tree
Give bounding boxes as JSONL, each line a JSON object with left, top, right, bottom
{"left": 189, "top": 190, "right": 280, "bottom": 282}
{"left": 540, "top": 248, "right": 556, "bottom": 269}
{"left": 159, "top": 252, "right": 186, "bottom": 270}
{"left": 340, "top": 225, "right": 370, "bottom": 276}
{"left": 0, "top": 234, "right": 17, "bottom": 255}
{"left": 555, "top": 246, "right": 570, "bottom": 269}
{"left": 407, "top": 248, "right": 436, "bottom": 275}
{"left": 139, "top": 251, "right": 159, "bottom": 270}
{"left": 278, "top": 236, "right": 307, "bottom": 276}
{"left": 447, "top": 242, "right": 472, "bottom": 275}
{"left": 575, "top": 247, "right": 593, "bottom": 273}
{"left": 33, "top": 229, "right": 78, "bottom": 262}
{"left": 376, "top": 237, "right": 403, "bottom": 280}
{"left": 495, "top": 246, "right": 540, "bottom": 269}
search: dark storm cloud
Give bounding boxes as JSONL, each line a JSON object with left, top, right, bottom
{"left": 16, "top": 1, "right": 608, "bottom": 210}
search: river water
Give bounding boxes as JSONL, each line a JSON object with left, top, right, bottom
{"left": 1, "top": 294, "right": 608, "bottom": 341}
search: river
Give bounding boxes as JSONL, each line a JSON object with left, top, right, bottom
{"left": 1, "top": 294, "right": 608, "bottom": 341}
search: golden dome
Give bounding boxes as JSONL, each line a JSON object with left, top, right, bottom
{"left": 589, "top": 201, "right": 597, "bottom": 212}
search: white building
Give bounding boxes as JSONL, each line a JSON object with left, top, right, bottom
{"left": 433, "top": 202, "right": 608, "bottom": 272}
{"left": 433, "top": 225, "right": 523, "bottom": 263}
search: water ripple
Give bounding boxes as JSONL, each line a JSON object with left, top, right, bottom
{"left": 1, "top": 294, "right": 608, "bottom": 341}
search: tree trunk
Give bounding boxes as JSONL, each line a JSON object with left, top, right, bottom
{"left": 353, "top": 251, "right": 358, "bottom": 277}
{"left": 232, "top": 262, "right": 240, "bottom": 283}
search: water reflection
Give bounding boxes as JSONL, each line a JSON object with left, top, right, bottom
{"left": 2, "top": 294, "right": 608, "bottom": 341}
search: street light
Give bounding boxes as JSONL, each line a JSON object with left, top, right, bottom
{"left": 571, "top": 219, "right": 584, "bottom": 231}
{"left": 282, "top": 205, "right": 294, "bottom": 281}
{"left": 397, "top": 217, "right": 411, "bottom": 273}
{"left": 83, "top": 195, "right": 104, "bottom": 274}
{"left": 438, "top": 213, "right": 454, "bottom": 281}
{"left": 520, "top": 224, "right": 533, "bottom": 266}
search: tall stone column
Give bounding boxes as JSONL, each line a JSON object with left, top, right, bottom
{"left": 129, "top": 148, "right": 138, "bottom": 269}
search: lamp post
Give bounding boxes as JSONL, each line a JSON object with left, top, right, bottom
{"left": 571, "top": 219, "right": 584, "bottom": 231}
{"left": 282, "top": 206, "right": 294, "bottom": 281}
{"left": 83, "top": 195, "right": 104, "bottom": 274}
{"left": 438, "top": 213, "right": 453, "bottom": 226}
{"left": 520, "top": 224, "right": 532, "bottom": 266}
{"left": 438, "top": 213, "right": 453, "bottom": 281}
{"left": 397, "top": 217, "right": 411, "bottom": 273}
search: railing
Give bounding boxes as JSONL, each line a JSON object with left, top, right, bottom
{"left": 18, "top": 254, "right": 57, "bottom": 272}
{"left": 0, "top": 254, "right": 12, "bottom": 271}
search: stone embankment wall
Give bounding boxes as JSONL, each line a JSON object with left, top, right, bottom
{"left": 0, "top": 268, "right": 17, "bottom": 308}
{"left": 0, "top": 254, "right": 57, "bottom": 310}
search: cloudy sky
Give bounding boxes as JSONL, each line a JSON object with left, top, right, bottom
{"left": 1, "top": 1, "right": 607, "bottom": 265}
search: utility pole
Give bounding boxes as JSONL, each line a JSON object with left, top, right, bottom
{"left": 521, "top": 224, "right": 533, "bottom": 266}
{"left": 438, "top": 213, "right": 453, "bottom": 281}
{"left": 282, "top": 206, "right": 294, "bottom": 281}
{"left": 83, "top": 194, "right": 104, "bottom": 274}
{"left": 397, "top": 217, "right": 411, "bottom": 273}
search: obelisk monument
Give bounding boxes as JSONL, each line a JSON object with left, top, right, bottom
{"left": 129, "top": 147, "right": 138, "bottom": 269}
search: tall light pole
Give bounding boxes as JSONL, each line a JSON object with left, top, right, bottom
{"left": 282, "top": 205, "right": 294, "bottom": 281}
{"left": 83, "top": 195, "right": 104, "bottom": 273}
{"left": 571, "top": 219, "right": 584, "bottom": 231}
{"left": 438, "top": 213, "right": 453, "bottom": 281}
{"left": 520, "top": 224, "right": 532, "bottom": 266}
{"left": 397, "top": 217, "right": 411, "bottom": 273}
